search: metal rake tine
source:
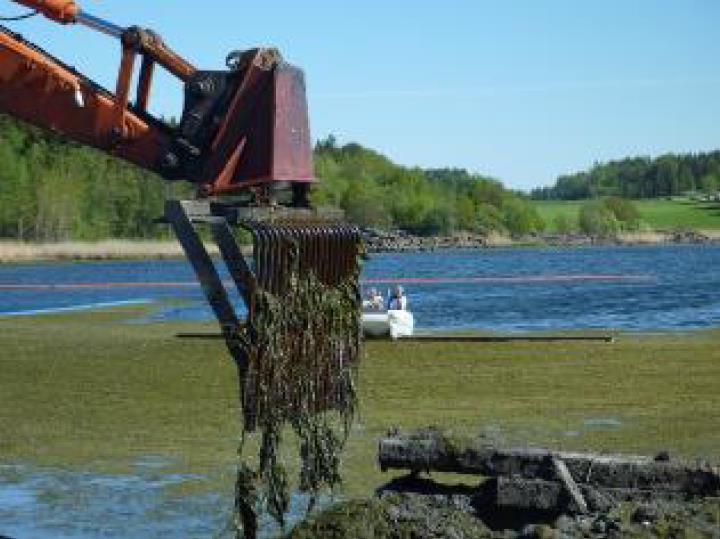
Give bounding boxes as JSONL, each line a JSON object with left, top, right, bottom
{"left": 336, "top": 225, "right": 348, "bottom": 285}
{"left": 333, "top": 225, "right": 348, "bottom": 285}
{"left": 298, "top": 225, "right": 310, "bottom": 276}
{"left": 268, "top": 225, "right": 283, "bottom": 295}
{"left": 281, "top": 225, "right": 298, "bottom": 293}
{"left": 259, "top": 223, "right": 275, "bottom": 292}
{"left": 250, "top": 222, "right": 265, "bottom": 291}
{"left": 258, "top": 223, "right": 271, "bottom": 291}
{"left": 296, "top": 225, "right": 306, "bottom": 278}
{"left": 327, "top": 226, "right": 338, "bottom": 285}
{"left": 319, "top": 226, "right": 331, "bottom": 285}
{"left": 341, "top": 225, "right": 354, "bottom": 283}
{"left": 309, "top": 225, "right": 321, "bottom": 281}
{"left": 348, "top": 226, "right": 361, "bottom": 277}
{"left": 273, "top": 224, "right": 287, "bottom": 293}
{"left": 325, "top": 225, "right": 337, "bottom": 286}
{"left": 285, "top": 225, "right": 299, "bottom": 278}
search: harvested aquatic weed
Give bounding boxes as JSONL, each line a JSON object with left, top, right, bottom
{"left": 231, "top": 226, "right": 363, "bottom": 539}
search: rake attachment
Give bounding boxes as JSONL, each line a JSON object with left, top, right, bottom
{"left": 165, "top": 199, "right": 363, "bottom": 430}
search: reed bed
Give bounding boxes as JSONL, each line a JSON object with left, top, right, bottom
{"left": 0, "top": 240, "right": 222, "bottom": 262}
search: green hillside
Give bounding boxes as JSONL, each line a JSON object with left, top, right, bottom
{"left": 532, "top": 152, "right": 720, "bottom": 200}
{"left": 312, "top": 137, "right": 543, "bottom": 236}
{"left": 535, "top": 198, "right": 720, "bottom": 232}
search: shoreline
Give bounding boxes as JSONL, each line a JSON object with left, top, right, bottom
{"left": 363, "top": 228, "right": 720, "bottom": 253}
{"left": 1, "top": 229, "right": 719, "bottom": 263}
{"left": 0, "top": 240, "right": 222, "bottom": 264}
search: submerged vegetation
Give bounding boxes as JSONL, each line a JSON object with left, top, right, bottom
{"left": 0, "top": 306, "right": 719, "bottom": 533}
{"left": 1, "top": 306, "right": 719, "bottom": 491}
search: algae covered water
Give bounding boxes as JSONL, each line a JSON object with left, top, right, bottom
{"left": 2, "top": 244, "right": 720, "bottom": 537}
{"left": 2, "top": 244, "right": 720, "bottom": 332}
{"left": 0, "top": 462, "right": 320, "bottom": 539}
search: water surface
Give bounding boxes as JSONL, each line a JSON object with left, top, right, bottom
{"left": 0, "top": 463, "right": 317, "bottom": 539}
{"left": 1, "top": 245, "right": 719, "bottom": 332}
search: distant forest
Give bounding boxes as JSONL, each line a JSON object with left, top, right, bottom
{"left": 312, "top": 135, "right": 543, "bottom": 236}
{"left": 531, "top": 151, "right": 720, "bottom": 200}
{"left": 0, "top": 115, "right": 185, "bottom": 241}
{"left": 0, "top": 118, "right": 545, "bottom": 241}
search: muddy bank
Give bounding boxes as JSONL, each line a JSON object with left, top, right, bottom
{"left": 362, "top": 228, "right": 720, "bottom": 253}
{"left": 287, "top": 480, "right": 720, "bottom": 539}
{"left": 287, "top": 428, "right": 720, "bottom": 538}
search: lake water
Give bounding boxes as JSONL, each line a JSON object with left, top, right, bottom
{"left": 1, "top": 244, "right": 720, "bottom": 332}
{"left": 2, "top": 244, "right": 720, "bottom": 537}
{"left": 0, "top": 462, "right": 320, "bottom": 539}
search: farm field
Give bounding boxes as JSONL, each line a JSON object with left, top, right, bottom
{"left": 1, "top": 306, "right": 719, "bottom": 501}
{"left": 534, "top": 198, "right": 720, "bottom": 231}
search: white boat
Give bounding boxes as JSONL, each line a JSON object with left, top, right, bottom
{"left": 362, "top": 309, "right": 414, "bottom": 340}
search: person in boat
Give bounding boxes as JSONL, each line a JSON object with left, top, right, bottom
{"left": 388, "top": 285, "right": 408, "bottom": 311}
{"left": 362, "top": 288, "right": 374, "bottom": 310}
{"left": 371, "top": 288, "right": 385, "bottom": 310}
{"left": 363, "top": 287, "right": 385, "bottom": 311}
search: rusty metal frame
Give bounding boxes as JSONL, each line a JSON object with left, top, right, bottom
{"left": 165, "top": 199, "right": 253, "bottom": 376}
{"left": 165, "top": 198, "right": 350, "bottom": 351}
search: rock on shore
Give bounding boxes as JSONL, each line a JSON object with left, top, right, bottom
{"left": 287, "top": 480, "right": 720, "bottom": 539}
{"left": 361, "top": 228, "right": 720, "bottom": 253}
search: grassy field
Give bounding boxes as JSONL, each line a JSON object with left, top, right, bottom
{"left": 1, "top": 307, "right": 719, "bottom": 502}
{"left": 535, "top": 198, "right": 720, "bottom": 231}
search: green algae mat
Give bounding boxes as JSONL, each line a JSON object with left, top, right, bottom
{"left": 1, "top": 307, "right": 719, "bottom": 509}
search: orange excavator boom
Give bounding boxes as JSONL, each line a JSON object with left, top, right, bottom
{"left": 0, "top": 0, "right": 315, "bottom": 201}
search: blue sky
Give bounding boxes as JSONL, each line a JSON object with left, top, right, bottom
{"left": 6, "top": 0, "right": 720, "bottom": 189}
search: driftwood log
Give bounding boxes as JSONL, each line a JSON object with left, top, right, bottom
{"left": 378, "top": 429, "right": 720, "bottom": 513}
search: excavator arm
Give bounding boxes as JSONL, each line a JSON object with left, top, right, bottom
{"left": 0, "top": 0, "right": 314, "bottom": 200}
{"left": 1, "top": 4, "right": 363, "bottom": 527}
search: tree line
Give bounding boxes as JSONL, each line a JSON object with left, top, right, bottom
{"left": 5, "top": 114, "right": 706, "bottom": 241}
{"left": 0, "top": 115, "right": 190, "bottom": 241}
{"left": 531, "top": 151, "right": 720, "bottom": 200}
{"left": 312, "top": 135, "right": 544, "bottom": 236}
{"left": 0, "top": 119, "right": 547, "bottom": 241}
